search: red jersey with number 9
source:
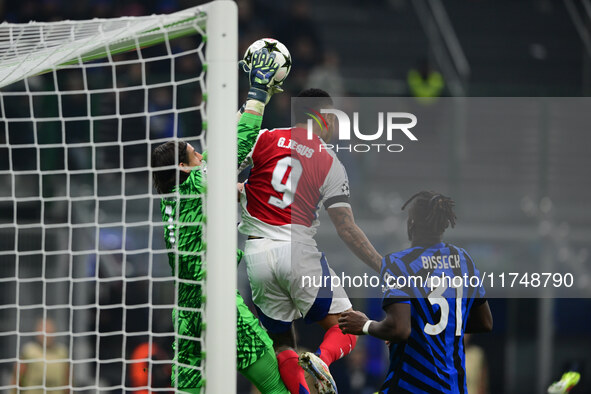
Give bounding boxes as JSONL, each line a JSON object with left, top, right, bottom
{"left": 238, "top": 127, "right": 350, "bottom": 244}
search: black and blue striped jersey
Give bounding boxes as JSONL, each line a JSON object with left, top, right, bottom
{"left": 380, "top": 242, "right": 486, "bottom": 394}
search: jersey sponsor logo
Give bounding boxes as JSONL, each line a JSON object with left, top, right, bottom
{"left": 277, "top": 136, "right": 315, "bottom": 158}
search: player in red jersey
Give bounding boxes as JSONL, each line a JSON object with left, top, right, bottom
{"left": 238, "top": 89, "right": 382, "bottom": 394}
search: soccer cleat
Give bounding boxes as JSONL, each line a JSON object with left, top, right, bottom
{"left": 547, "top": 371, "right": 581, "bottom": 394}
{"left": 298, "top": 352, "right": 338, "bottom": 394}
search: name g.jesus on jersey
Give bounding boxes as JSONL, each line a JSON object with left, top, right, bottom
{"left": 277, "top": 136, "right": 315, "bottom": 158}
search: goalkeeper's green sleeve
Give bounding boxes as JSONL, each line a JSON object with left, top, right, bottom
{"left": 237, "top": 111, "right": 262, "bottom": 165}
{"left": 199, "top": 110, "right": 261, "bottom": 166}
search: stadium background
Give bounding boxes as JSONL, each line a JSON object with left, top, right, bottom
{"left": 0, "top": 0, "right": 590, "bottom": 393}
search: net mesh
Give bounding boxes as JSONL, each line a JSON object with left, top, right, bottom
{"left": 0, "top": 6, "right": 208, "bottom": 392}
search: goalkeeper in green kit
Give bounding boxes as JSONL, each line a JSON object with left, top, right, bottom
{"left": 151, "top": 48, "right": 288, "bottom": 393}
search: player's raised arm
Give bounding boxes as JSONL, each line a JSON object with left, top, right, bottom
{"left": 318, "top": 141, "right": 382, "bottom": 272}
{"left": 236, "top": 48, "right": 280, "bottom": 164}
{"left": 327, "top": 205, "right": 382, "bottom": 272}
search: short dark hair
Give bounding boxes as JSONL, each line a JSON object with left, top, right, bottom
{"left": 402, "top": 191, "right": 457, "bottom": 237}
{"left": 151, "top": 140, "right": 189, "bottom": 194}
{"left": 293, "top": 88, "right": 333, "bottom": 125}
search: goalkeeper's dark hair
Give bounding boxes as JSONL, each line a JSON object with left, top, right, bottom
{"left": 151, "top": 140, "right": 189, "bottom": 194}
{"left": 402, "top": 191, "right": 457, "bottom": 237}
{"left": 293, "top": 88, "right": 333, "bottom": 125}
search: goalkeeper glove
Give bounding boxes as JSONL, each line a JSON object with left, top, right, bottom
{"left": 239, "top": 48, "right": 279, "bottom": 103}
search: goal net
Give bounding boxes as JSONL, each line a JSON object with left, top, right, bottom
{"left": 0, "top": 2, "right": 237, "bottom": 393}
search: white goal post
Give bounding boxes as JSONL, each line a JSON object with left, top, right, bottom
{"left": 0, "top": 1, "right": 237, "bottom": 393}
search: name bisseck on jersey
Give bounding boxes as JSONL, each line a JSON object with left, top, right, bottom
{"left": 421, "top": 254, "right": 460, "bottom": 270}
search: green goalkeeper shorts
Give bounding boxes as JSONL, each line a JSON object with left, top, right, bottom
{"left": 172, "top": 290, "right": 274, "bottom": 390}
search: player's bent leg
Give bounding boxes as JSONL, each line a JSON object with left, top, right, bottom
{"left": 236, "top": 291, "right": 293, "bottom": 393}
{"left": 240, "top": 348, "right": 289, "bottom": 394}
{"left": 251, "top": 312, "right": 310, "bottom": 394}
{"left": 300, "top": 267, "right": 357, "bottom": 367}
{"left": 277, "top": 348, "right": 312, "bottom": 394}
{"left": 289, "top": 251, "right": 354, "bottom": 393}
{"left": 300, "top": 253, "right": 356, "bottom": 367}
{"left": 172, "top": 310, "right": 204, "bottom": 391}
{"left": 244, "top": 241, "right": 320, "bottom": 393}
{"left": 257, "top": 320, "right": 310, "bottom": 394}
{"left": 299, "top": 308, "right": 342, "bottom": 394}
{"left": 262, "top": 325, "right": 311, "bottom": 394}
{"left": 268, "top": 325, "right": 297, "bottom": 351}
{"left": 315, "top": 311, "right": 357, "bottom": 366}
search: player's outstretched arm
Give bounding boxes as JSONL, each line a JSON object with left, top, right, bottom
{"left": 327, "top": 205, "right": 382, "bottom": 272}
{"left": 338, "top": 305, "right": 411, "bottom": 342}
{"left": 465, "top": 301, "right": 493, "bottom": 333}
{"left": 236, "top": 48, "right": 280, "bottom": 164}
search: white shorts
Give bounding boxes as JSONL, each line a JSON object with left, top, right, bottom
{"left": 243, "top": 238, "right": 351, "bottom": 333}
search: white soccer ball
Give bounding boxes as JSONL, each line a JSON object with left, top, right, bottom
{"left": 243, "top": 38, "right": 291, "bottom": 87}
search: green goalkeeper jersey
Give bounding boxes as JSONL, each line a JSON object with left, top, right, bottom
{"left": 160, "top": 112, "right": 262, "bottom": 308}
{"left": 159, "top": 112, "right": 265, "bottom": 389}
